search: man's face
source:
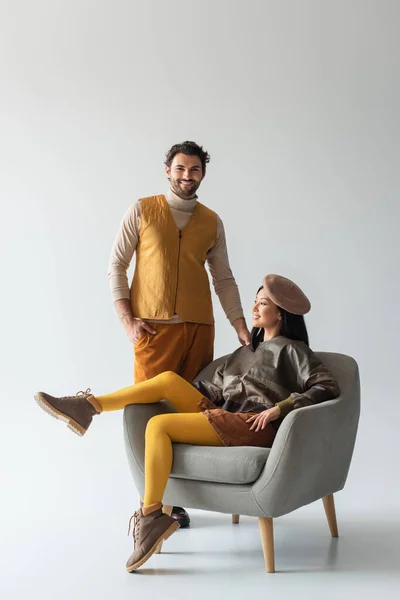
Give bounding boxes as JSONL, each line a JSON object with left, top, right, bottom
{"left": 166, "top": 153, "right": 205, "bottom": 199}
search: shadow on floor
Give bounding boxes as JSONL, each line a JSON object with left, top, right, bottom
{"left": 160, "top": 512, "right": 400, "bottom": 574}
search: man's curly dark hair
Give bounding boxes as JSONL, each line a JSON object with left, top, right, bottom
{"left": 164, "top": 141, "right": 210, "bottom": 173}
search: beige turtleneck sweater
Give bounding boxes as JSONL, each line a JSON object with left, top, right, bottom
{"left": 108, "top": 189, "right": 244, "bottom": 325}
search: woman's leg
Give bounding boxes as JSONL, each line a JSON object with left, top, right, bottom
{"left": 34, "top": 371, "right": 205, "bottom": 436}
{"left": 125, "top": 412, "right": 223, "bottom": 572}
{"left": 96, "top": 371, "right": 203, "bottom": 413}
{"left": 143, "top": 413, "right": 223, "bottom": 506}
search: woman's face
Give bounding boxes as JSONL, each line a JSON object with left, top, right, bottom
{"left": 252, "top": 289, "right": 281, "bottom": 330}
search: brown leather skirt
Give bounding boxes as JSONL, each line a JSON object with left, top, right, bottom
{"left": 198, "top": 397, "right": 277, "bottom": 448}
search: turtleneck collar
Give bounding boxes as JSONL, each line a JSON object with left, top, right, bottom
{"left": 166, "top": 188, "right": 198, "bottom": 213}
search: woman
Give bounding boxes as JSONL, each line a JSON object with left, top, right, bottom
{"left": 34, "top": 274, "right": 339, "bottom": 572}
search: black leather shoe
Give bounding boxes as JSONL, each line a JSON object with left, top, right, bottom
{"left": 171, "top": 506, "right": 190, "bottom": 528}
{"left": 139, "top": 501, "right": 191, "bottom": 529}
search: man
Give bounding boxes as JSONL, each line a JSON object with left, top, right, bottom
{"left": 108, "top": 141, "right": 250, "bottom": 527}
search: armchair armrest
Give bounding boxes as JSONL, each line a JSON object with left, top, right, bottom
{"left": 252, "top": 388, "right": 360, "bottom": 517}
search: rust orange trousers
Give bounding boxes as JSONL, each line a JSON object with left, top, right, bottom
{"left": 133, "top": 322, "right": 214, "bottom": 383}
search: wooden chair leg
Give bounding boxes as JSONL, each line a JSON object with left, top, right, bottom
{"left": 322, "top": 494, "right": 339, "bottom": 537}
{"left": 258, "top": 517, "right": 275, "bottom": 573}
{"left": 155, "top": 505, "right": 174, "bottom": 554}
{"left": 232, "top": 514, "right": 240, "bottom": 524}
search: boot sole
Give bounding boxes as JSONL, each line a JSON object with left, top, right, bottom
{"left": 34, "top": 393, "right": 87, "bottom": 437}
{"left": 126, "top": 521, "right": 180, "bottom": 573}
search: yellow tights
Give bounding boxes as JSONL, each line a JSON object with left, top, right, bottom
{"left": 96, "top": 371, "right": 223, "bottom": 506}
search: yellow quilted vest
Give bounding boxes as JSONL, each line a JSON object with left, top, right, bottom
{"left": 130, "top": 195, "right": 218, "bottom": 324}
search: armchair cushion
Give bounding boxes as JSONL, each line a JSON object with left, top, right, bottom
{"left": 170, "top": 444, "right": 271, "bottom": 484}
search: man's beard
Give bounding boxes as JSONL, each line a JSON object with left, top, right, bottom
{"left": 170, "top": 177, "right": 200, "bottom": 198}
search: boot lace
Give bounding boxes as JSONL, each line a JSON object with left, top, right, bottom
{"left": 127, "top": 511, "right": 140, "bottom": 546}
{"left": 61, "top": 388, "right": 92, "bottom": 400}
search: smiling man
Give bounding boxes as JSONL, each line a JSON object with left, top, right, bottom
{"left": 108, "top": 141, "right": 250, "bottom": 527}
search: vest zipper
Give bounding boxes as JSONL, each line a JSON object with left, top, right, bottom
{"left": 173, "top": 230, "right": 183, "bottom": 314}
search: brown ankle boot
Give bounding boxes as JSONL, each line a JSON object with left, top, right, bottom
{"left": 126, "top": 506, "right": 179, "bottom": 572}
{"left": 34, "top": 389, "right": 102, "bottom": 436}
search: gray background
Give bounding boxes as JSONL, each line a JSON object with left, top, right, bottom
{"left": 0, "top": 0, "right": 399, "bottom": 597}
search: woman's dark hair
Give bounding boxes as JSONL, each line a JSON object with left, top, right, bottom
{"left": 251, "top": 287, "right": 309, "bottom": 351}
{"left": 164, "top": 141, "right": 210, "bottom": 173}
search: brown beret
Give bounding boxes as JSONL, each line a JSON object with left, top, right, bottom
{"left": 263, "top": 274, "right": 311, "bottom": 315}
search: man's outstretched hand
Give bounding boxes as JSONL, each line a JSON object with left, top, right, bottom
{"left": 233, "top": 317, "right": 251, "bottom": 346}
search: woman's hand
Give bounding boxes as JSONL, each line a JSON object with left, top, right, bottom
{"left": 246, "top": 406, "right": 281, "bottom": 432}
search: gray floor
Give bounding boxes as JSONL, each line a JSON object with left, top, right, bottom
{"left": 2, "top": 504, "right": 400, "bottom": 599}
{"left": 2, "top": 409, "right": 399, "bottom": 599}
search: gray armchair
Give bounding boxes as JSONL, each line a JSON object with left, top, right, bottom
{"left": 123, "top": 352, "right": 360, "bottom": 572}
